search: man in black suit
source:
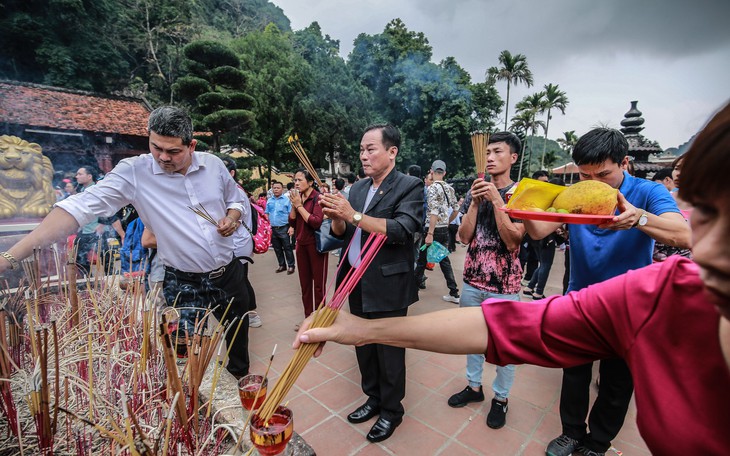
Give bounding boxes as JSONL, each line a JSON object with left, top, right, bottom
{"left": 319, "top": 124, "right": 423, "bottom": 443}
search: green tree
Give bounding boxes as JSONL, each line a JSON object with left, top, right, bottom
{"left": 539, "top": 83, "right": 569, "bottom": 168}
{"left": 557, "top": 130, "right": 579, "bottom": 155}
{"left": 347, "top": 20, "right": 485, "bottom": 175}
{"left": 0, "top": 0, "right": 131, "bottom": 91}
{"left": 511, "top": 110, "right": 545, "bottom": 179}
{"left": 173, "top": 40, "right": 255, "bottom": 152}
{"left": 232, "top": 23, "right": 312, "bottom": 184}
{"left": 487, "top": 50, "right": 534, "bottom": 131}
{"left": 469, "top": 80, "right": 504, "bottom": 132}
{"left": 292, "top": 22, "right": 374, "bottom": 177}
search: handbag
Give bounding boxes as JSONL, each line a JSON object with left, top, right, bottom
{"left": 315, "top": 218, "right": 344, "bottom": 253}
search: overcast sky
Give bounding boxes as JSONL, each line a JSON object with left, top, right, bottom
{"left": 269, "top": 0, "right": 730, "bottom": 150}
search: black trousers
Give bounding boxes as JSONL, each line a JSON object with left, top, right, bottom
{"left": 348, "top": 282, "right": 408, "bottom": 421}
{"left": 163, "top": 258, "right": 251, "bottom": 377}
{"left": 414, "top": 227, "right": 459, "bottom": 295}
{"left": 271, "top": 225, "right": 295, "bottom": 268}
{"left": 559, "top": 359, "right": 634, "bottom": 452}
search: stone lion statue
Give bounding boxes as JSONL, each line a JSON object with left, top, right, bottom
{"left": 0, "top": 135, "right": 56, "bottom": 219}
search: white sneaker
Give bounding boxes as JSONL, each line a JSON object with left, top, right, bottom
{"left": 249, "top": 314, "right": 263, "bottom": 328}
{"left": 442, "top": 294, "right": 460, "bottom": 304}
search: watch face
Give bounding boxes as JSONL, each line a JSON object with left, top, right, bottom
{"left": 639, "top": 214, "right": 648, "bottom": 226}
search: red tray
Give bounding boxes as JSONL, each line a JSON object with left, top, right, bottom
{"left": 499, "top": 207, "right": 615, "bottom": 225}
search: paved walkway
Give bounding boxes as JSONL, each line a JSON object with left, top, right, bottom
{"left": 246, "top": 246, "right": 650, "bottom": 455}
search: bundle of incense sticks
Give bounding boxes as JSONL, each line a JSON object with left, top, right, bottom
{"left": 188, "top": 204, "right": 218, "bottom": 226}
{"left": 257, "top": 232, "right": 387, "bottom": 422}
{"left": 287, "top": 133, "right": 323, "bottom": 187}
{"left": 470, "top": 131, "right": 490, "bottom": 179}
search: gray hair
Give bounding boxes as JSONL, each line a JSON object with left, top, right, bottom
{"left": 147, "top": 106, "right": 194, "bottom": 145}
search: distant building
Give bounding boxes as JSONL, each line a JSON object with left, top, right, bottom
{"left": 0, "top": 80, "right": 151, "bottom": 180}
{"left": 620, "top": 100, "right": 664, "bottom": 178}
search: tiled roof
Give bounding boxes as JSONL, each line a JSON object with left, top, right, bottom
{"left": 0, "top": 80, "right": 151, "bottom": 137}
{"left": 634, "top": 162, "right": 665, "bottom": 172}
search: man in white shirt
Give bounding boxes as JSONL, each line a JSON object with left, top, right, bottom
{"left": 0, "top": 106, "right": 252, "bottom": 378}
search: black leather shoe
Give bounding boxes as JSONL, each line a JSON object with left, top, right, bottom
{"left": 366, "top": 417, "right": 402, "bottom": 443}
{"left": 347, "top": 403, "right": 379, "bottom": 423}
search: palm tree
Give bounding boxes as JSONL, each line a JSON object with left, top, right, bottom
{"left": 487, "top": 50, "right": 534, "bottom": 131}
{"left": 557, "top": 130, "right": 579, "bottom": 183}
{"left": 539, "top": 83, "right": 569, "bottom": 168}
{"left": 557, "top": 130, "right": 579, "bottom": 154}
{"left": 511, "top": 109, "right": 546, "bottom": 180}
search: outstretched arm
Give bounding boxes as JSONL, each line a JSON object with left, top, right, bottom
{"left": 0, "top": 207, "right": 80, "bottom": 273}
{"left": 295, "top": 307, "right": 489, "bottom": 356}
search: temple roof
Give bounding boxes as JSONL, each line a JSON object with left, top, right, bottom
{"left": 0, "top": 80, "right": 151, "bottom": 137}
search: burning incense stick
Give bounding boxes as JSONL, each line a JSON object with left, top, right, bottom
{"left": 256, "top": 232, "right": 387, "bottom": 422}
{"left": 287, "top": 134, "right": 323, "bottom": 187}
{"left": 470, "top": 131, "right": 490, "bottom": 179}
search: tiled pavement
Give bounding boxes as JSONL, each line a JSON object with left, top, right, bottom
{"left": 246, "top": 246, "right": 650, "bottom": 455}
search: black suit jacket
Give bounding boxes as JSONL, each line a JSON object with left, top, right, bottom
{"left": 335, "top": 167, "right": 424, "bottom": 313}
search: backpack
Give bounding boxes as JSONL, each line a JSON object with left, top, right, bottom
{"left": 120, "top": 218, "right": 148, "bottom": 273}
{"left": 249, "top": 203, "right": 271, "bottom": 254}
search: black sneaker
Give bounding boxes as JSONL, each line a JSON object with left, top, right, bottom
{"left": 447, "top": 386, "right": 484, "bottom": 408}
{"left": 486, "top": 398, "right": 508, "bottom": 429}
{"left": 546, "top": 434, "right": 581, "bottom": 456}
{"left": 576, "top": 447, "right": 605, "bottom": 456}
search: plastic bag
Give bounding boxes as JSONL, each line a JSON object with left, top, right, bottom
{"left": 423, "top": 241, "right": 449, "bottom": 263}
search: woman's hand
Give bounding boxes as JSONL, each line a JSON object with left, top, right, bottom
{"left": 289, "top": 189, "right": 302, "bottom": 208}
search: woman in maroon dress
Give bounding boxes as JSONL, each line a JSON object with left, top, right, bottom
{"left": 289, "top": 169, "right": 328, "bottom": 323}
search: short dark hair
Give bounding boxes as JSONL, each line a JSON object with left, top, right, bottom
{"left": 334, "top": 178, "right": 345, "bottom": 191}
{"left": 572, "top": 128, "right": 628, "bottom": 166}
{"left": 286, "top": 182, "right": 294, "bottom": 190}
{"left": 679, "top": 102, "right": 730, "bottom": 203}
{"left": 258, "top": 192, "right": 267, "bottom": 198}
{"left": 346, "top": 173, "right": 356, "bottom": 184}
{"left": 357, "top": 168, "right": 366, "bottom": 179}
{"left": 78, "top": 166, "right": 98, "bottom": 182}
{"left": 222, "top": 156, "right": 236, "bottom": 172}
{"left": 489, "top": 131, "right": 522, "bottom": 155}
{"left": 271, "top": 180, "right": 282, "bottom": 188}
{"left": 295, "top": 168, "right": 314, "bottom": 183}
{"left": 148, "top": 106, "right": 194, "bottom": 145}
{"left": 531, "top": 170, "right": 549, "bottom": 180}
{"left": 548, "top": 177, "right": 566, "bottom": 186}
{"left": 652, "top": 168, "right": 673, "bottom": 182}
{"left": 364, "top": 123, "right": 401, "bottom": 149}
{"left": 407, "top": 165, "right": 422, "bottom": 179}
{"left": 294, "top": 167, "right": 319, "bottom": 191}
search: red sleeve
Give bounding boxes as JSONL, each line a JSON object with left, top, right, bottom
{"left": 483, "top": 257, "right": 691, "bottom": 368}
{"left": 305, "top": 192, "right": 324, "bottom": 230}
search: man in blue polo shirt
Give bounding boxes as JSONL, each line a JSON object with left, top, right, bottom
{"left": 266, "top": 180, "right": 295, "bottom": 274}
{"left": 523, "top": 128, "right": 691, "bottom": 456}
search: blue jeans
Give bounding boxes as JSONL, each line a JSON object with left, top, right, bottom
{"left": 461, "top": 283, "right": 520, "bottom": 400}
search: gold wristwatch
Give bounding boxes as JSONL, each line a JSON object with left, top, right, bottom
{"left": 352, "top": 212, "right": 363, "bottom": 226}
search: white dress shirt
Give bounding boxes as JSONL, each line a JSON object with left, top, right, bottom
{"left": 57, "top": 152, "right": 245, "bottom": 273}
{"left": 233, "top": 187, "right": 254, "bottom": 258}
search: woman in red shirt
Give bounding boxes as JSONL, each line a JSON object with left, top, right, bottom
{"left": 289, "top": 169, "right": 328, "bottom": 323}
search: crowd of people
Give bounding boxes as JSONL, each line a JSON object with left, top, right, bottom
{"left": 1, "top": 102, "right": 728, "bottom": 455}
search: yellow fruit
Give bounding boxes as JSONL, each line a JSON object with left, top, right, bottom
{"left": 552, "top": 180, "right": 618, "bottom": 215}
{"left": 507, "top": 178, "right": 566, "bottom": 211}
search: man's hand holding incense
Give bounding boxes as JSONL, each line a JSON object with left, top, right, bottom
{"left": 469, "top": 178, "right": 489, "bottom": 205}
{"left": 293, "top": 311, "right": 370, "bottom": 357}
{"left": 216, "top": 211, "right": 240, "bottom": 237}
